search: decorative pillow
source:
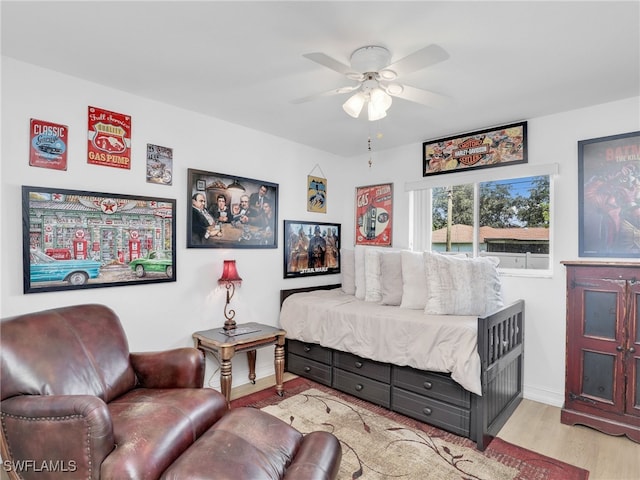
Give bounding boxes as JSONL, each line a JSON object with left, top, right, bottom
{"left": 354, "top": 245, "right": 366, "bottom": 299}
{"left": 423, "top": 252, "right": 504, "bottom": 316}
{"left": 380, "top": 251, "right": 403, "bottom": 305}
{"left": 340, "top": 248, "right": 355, "bottom": 295}
{"left": 399, "top": 250, "right": 428, "bottom": 309}
{"left": 364, "top": 249, "right": 382, "bottom": 302}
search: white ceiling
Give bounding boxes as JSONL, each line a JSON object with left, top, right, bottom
{"left": 2, "top": 1, "right": 639, "bottom": 158}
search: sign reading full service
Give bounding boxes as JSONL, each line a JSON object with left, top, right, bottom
{"left": 87, "top": 106, "right": 132, "bottom": 169}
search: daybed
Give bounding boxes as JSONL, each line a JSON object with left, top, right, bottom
{"left": 0, "top": 304, "right": 342, "bottom": 480}
{"left": 280, "top": 248, "right": 525, "bottom": 451}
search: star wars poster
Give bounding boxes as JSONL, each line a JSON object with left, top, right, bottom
{"left": 284, "top": 220, "right": 340, "bottom": 278}
{"left": 87, "top": 106, "right": 132, "bottom": 169}
{"left": 355, "top": 183, "right": 393, "bottom": 247}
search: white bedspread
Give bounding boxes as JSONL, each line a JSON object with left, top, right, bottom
{"left": 280, "top": 288, "right": 482, "bottom": 395}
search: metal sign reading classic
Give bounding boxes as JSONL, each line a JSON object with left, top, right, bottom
{"left": 22, "top": 185, "right": 176, "bottom": 293}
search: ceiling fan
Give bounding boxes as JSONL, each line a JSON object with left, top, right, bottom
{"left": 293, "top": 44, "right": 451, "bottom": 120}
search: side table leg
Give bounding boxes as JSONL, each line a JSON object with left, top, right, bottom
{"left": 247, "top": 350, "right": 257, "bottom": 384}
{"left": 220, "top": 359, "right": 232, "bottom": 407}
{"left": 275, "top": 343, "right": 285, "bottom": 397}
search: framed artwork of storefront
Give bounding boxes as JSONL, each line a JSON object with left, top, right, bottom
{"left": 22, "top": 185, "right": 176, "bottom": 294}
{"left": 578, "top": 130, "right": 640, "bottom": 257}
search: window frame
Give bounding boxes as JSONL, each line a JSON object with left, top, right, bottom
{"left": 407, "top": 163, "right": 557, "bottom": 278}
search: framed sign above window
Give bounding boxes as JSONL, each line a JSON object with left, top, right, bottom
{"left": 423, "top": 121, "right": 527, "bottom": 177}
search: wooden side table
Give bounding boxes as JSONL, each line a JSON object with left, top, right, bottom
{"left": 193, "top": 322, "right": 286, "bottom": 406}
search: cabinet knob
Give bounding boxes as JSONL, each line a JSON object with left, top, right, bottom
{"left": 616, "top": 345, "right": 624, "bottom": 352}
{"left": 423, "top": 381, "right": 433, "bottom": 390}
{"left": 354, "top": 361, "right": 363, "bottom": 369}
{"left": 304, "top": 366, "right": 311, "bottom": 373}
{"left": 355, "top": 384, "right": 364, "bottom": 391}
{"left": 630, "top": 347, "right": 636, "bottom": 354}
{"left": 304, "top": 346, "right": 311, "bottom": 352}
{"left": 423, "top": 407, "right": 432, "bottom": 416}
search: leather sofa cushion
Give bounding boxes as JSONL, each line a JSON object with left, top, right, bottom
{"left": 102, "top": 387, "right": 227, "bottom": 479}
{"left": 160, "top": 407, "right": 304, "bottom": 480}
{"left": 1, "top": 304, "right": 136, "bottom": 402}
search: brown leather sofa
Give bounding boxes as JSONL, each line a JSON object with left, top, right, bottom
{"left": 0, "top": 304, "right": 341, "bottom": 480}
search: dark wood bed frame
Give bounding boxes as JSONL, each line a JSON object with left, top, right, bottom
{"left": 280, "top": 284, "right": 525, "bottom": 451}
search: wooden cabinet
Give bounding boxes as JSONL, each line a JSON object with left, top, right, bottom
{"left": 561, "top": 262, "right": 640, "bottom": 442}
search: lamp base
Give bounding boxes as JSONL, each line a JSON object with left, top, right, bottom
{"left": 223, "top": 319, "right": 237, "bottom": 331}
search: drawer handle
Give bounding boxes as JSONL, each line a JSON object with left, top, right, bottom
{"left": 304, "top": 346, "right": 312, "bottom": 352}
{"left": 423, "top": 381, "right": 433, "bottom": 390}
{"left": 304, "top": 366, "right": 311, "bottom": 373}
{"left": 355, "top": 384, "right": 364, "bottom": 392}
{"left": 354, "top": 361, "right": 363, "bottom": 369}
{"left": 423, "top": 407, "right": 432, "bottom": 416}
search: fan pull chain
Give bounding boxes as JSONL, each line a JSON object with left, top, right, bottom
{"left": 368, "top": 136, "right": 373, "bottom": 168}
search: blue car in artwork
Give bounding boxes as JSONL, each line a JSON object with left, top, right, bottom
{"left": 30, "top": 249, "right": 102, "bottom": 285}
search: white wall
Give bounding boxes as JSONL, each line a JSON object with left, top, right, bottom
{"left": 0, "top": 58, "right": 347, "bottom": 390}
{"left": 2, "top": 57, "right": 639, "bottom": 405}
{"left": 339, "top": 96, "right": 640, "bottom": 405}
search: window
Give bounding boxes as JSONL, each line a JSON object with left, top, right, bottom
{"left": 420, "top": 174, "right": 551, "bottom": 272}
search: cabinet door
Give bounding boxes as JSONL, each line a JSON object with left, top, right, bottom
{"left": 566, "top": 277, "right": 627, "bottom": 414}
{"left": 626, "top": 281, "right": 640, "bottom": 417}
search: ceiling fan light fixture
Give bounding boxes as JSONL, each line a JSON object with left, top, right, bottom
{"left": 384, "top": 83, "right": 404, "bottom": 95}
{"left": 370, "top": 87, "right": 392, "bottom": 110}
{"left": 343, "top": 92, "right": 366, "bottom": 118}
{"left": 367, "top": 100, "right": 387, "bottom": 121}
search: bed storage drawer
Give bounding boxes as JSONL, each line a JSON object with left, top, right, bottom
{"left": 288, "top": 353, "right": 332, "bottom": 386}
{"left": 333, "top": 368, "right": 391, "bottom": 407}
{"left": 287, "top": 339, "right": 332, "bottom": 364}
{"left": 334, "top": 351, "right": 391, "bottom": 383}
{"left": 392, "top": 366, "right": 471, "bottom": 408}
{"left": 392, "top": 388, "right": 470, "bottom": 437}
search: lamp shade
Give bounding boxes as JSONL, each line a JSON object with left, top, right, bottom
{"left": 342, "top": 92, "right": 366, "bottom": 118}
{"left": 367, "top": 101, "right": 387, "bottom": 121}
{"left": 218, "top": 260, "right": 242, "bottom": 283}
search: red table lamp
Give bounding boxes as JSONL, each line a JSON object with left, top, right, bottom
{"left": 218, "top": 260, "right": 242, "bottom": 331}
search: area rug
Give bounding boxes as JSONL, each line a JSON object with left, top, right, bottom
{"left": 232, "top": 377, "right": 589, "bottom": 480}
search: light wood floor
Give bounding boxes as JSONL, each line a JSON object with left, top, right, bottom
{"left": 232, "top": 375, "right": 640, "bottom": 480}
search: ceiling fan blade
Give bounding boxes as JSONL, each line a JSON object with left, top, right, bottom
{"left": 302, "top": 52, "right": 354, "bottom": 76}
{"left": 291, "top": 85, "right": 360, "bottom": 104}
{"left": 390, "top": 84, "right": 452, "bottom": 109}
{"left": 384, "top": 44, "right": 450, "bottom": 78}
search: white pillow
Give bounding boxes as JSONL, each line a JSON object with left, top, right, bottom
{"left": 399, "top": 251, "right": 427, "bottom": 309}
{"left": 354, "top": 245, "right": 366, "bottom": 299}
{"left": 423, "top": 252, "right": 504, "bottom": 316}
{"left": 364, "top": 249, "right": 382, "bottom": 302}
{"left": 380, "top": 251, "right": 403, "bottom": 306}
{"left": 340, "top": 248, "right": 355, "bottom": 295}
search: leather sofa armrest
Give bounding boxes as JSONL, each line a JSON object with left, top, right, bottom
{"left": 130, "top": 347, "right": 205, "bottom": 389}
{"left": 283, "top": 431, "right": 342, "bottom": 480}
{"left": 0, "top": 395, "right": 113, "bottom": 480}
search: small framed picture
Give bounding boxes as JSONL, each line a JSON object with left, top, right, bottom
{"left": 283, "top": 220, "right": 341, "bottom": 278}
